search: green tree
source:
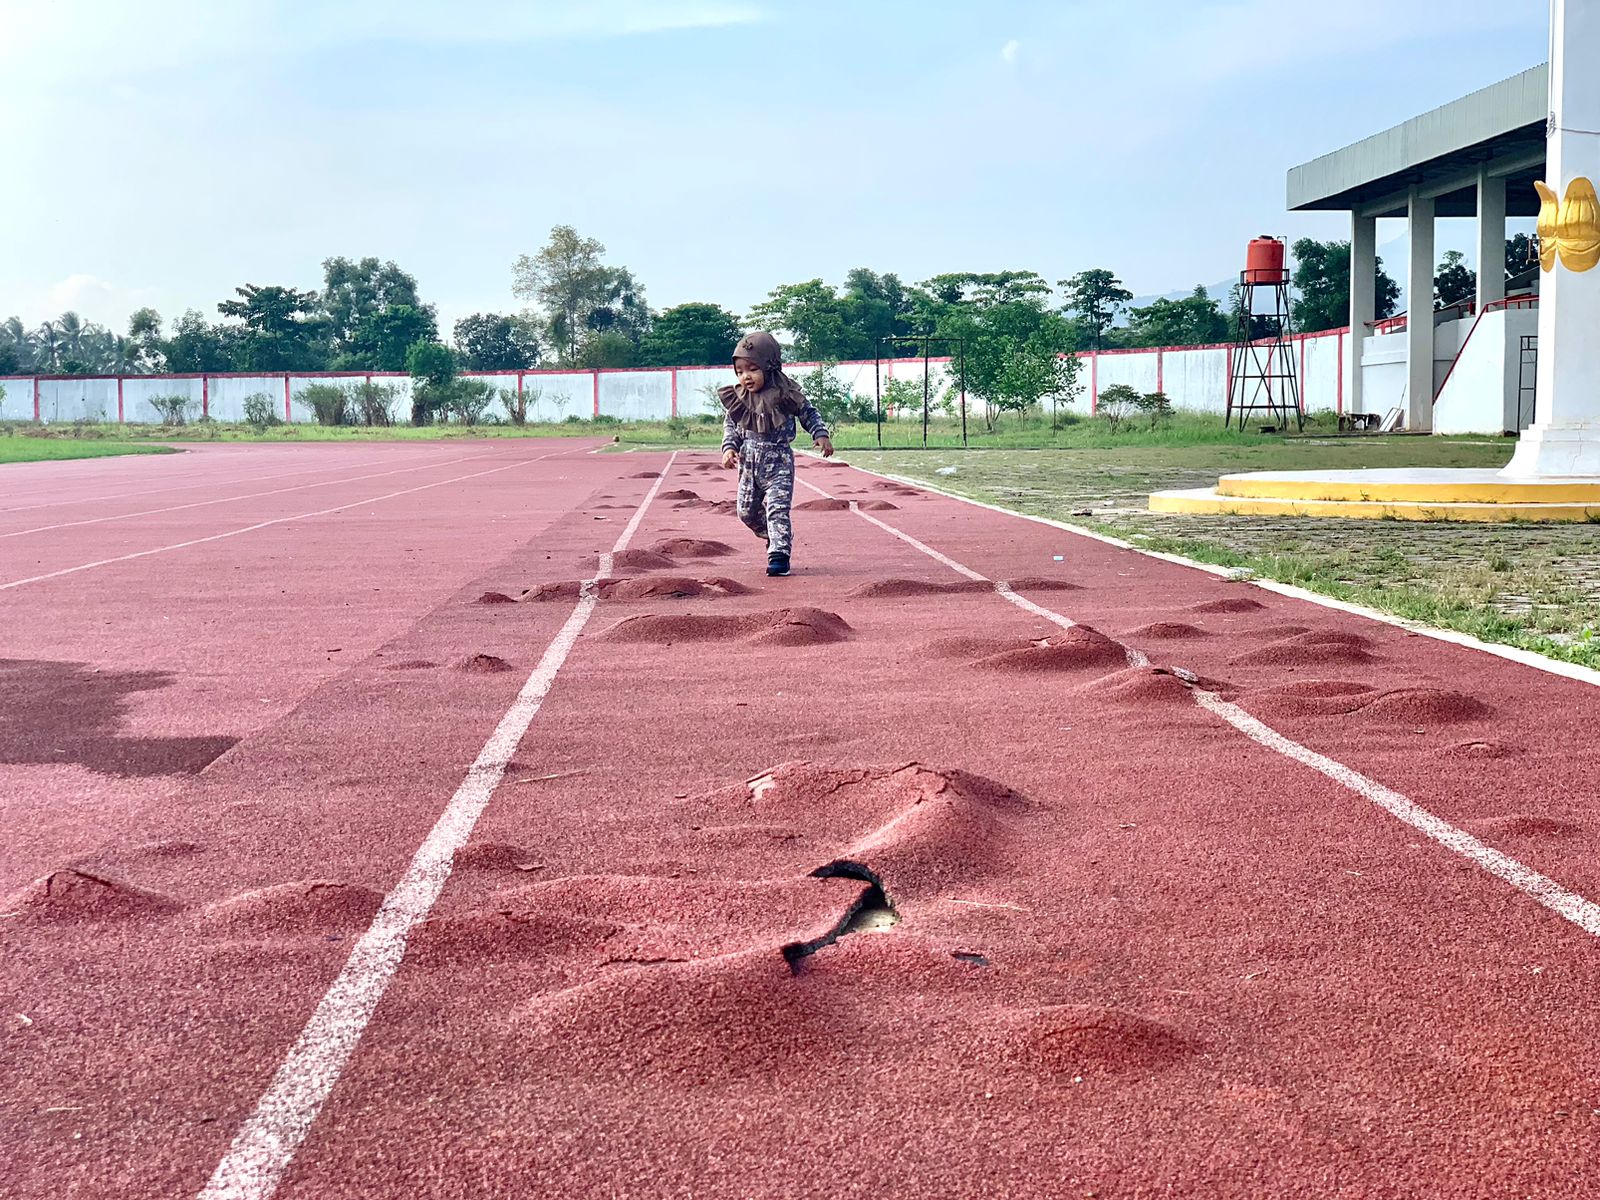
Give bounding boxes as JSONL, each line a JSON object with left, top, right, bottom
{"left": 1434, "top": 250, "right": 1475, "bottom": 310}
{"left": 1290, "top": 238, "right": 1401, "bottom": 332}
{"left": 217, "top": 285, "right": 327, "bottom": 370}
{"left": 637, "top": 302, "right": 742, "bottom": 366}
{"left": 1125, "top": 286, "right": 1229, "bottom": 347}
{"left": 1058, "top": 269, "right": 1132, "bottom": 350}
{"left": 405, "top": 339, "right": 456, "bottom": 425}
{"left": 1229, "top": 283, "right": 1283, "bottom": 341}
{"left": 749, "top": 269, "right": 923, "bottom": 362}
{"left": 0, "top": 341, "right": 18, "bottom": 375}
{"left": 1506, "top": 233, "right": 1537, "bottom": 278}
{"left": 454, "top": 313, "right": 541, "bottom": 370}
{"left": 1, "top": 317, "right": 35, "bottom": 372}
{"left": 162, "top": 309, "right": 241, "bottom": 373}
{"left": 349, "top": 303, "right": 437, "bottom": 370}
{"left": 584, "top": 266, "right": 651, "bottom": 347}
{"left": 748, "top": 279, "right": 859, "bottom": 361}
{"left": 575, "top": 330, "right": 637, "bottom": 369}
{"left": 33, "top": 320, "right": 63, "bottom": 371}
{"left": 320, "top": 258, "right": 426, "bottom": 365}
{"left": 512, "top": 225, "right": 619, "bottom": 364}
{"left": 919, "top": 271, "right": 1079, "bottom": 430}
{"left": 793, "top": 364, "right": 873, "bottom": 425}
{"left": 127, "top": 307, "right": 166, "bottom": 372}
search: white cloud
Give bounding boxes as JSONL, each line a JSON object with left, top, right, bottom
{"left": 40, "top": 275, "right": 158, "bottom": 330}
{"left": 1000, "top": 39, "right": 1021, "bottom": 65}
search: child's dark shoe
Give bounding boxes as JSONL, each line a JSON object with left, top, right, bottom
{"left": 766, "top": 552, "right": 791, "bottom": 577}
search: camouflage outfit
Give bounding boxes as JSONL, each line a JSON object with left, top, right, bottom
{"left": 718, "top": 333, "right": 831, "bottom": 563}
{"left": 724, "top": 428, "right": 816, "bottom": 556}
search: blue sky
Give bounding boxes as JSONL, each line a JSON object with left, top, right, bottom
{"left": 0, "top": 0, "right": 1548, "bottom": 336}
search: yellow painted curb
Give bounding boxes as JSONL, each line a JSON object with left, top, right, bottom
{"left": 1217, "top": 475, "right": 1600, "bottom": 504}
{"left": 1149, "top": 487, "right": 1600, "bottom": 523}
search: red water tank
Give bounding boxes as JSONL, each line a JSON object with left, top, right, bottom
{"left": 1244, "top": 236, "right": 1286, "bottom": 283}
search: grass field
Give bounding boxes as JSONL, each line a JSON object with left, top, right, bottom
{"left": 5, "top": 409, "right": 1358, "bottom": 452}
{"left": 0, "top": 436, "right": 182, "bottom": 464}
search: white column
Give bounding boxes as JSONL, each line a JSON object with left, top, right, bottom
{"left": 1477, "top": 169, "right": 1507, "bottom": 310}
{"left": 1350, "top": 212, "right": 1376, "bottom": 414}
{"left": 1406, "top": 189, "right": 1436, "bottom": 432}
{"left": 1504, "top": 0, "right": 1600, "bottom": 476}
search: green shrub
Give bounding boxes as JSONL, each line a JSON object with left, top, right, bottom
{"left": 881, "top": 376, "right": 930, "bottom": 421}
{"left": 148, "top": 394, "right": 194, "bottom": 425}
{"left": 500, "top": 385, "right": 537, "bottom": 426}
{"left": 349, "top": 380, "right": 398, "bottom": 426}
{"left": 242, "top": 392, "right": 281, "bottom": 433}
{"left": 443, "top": 378, "right": 496, "bottom": 425}
{"left": 1132, "top": 389, "right": 1173, "bottom": 429}
{"left": 1096, "top": 384, "right": 1140, "bottom": 435}
{"left": 794, "top": 365, "right": 876, "bottom": 424}
{"left": 296, "top": 383, "right": 350, "bottom": 427}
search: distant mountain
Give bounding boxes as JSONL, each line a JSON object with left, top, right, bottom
{"left": 1127, "top": 278, "right": 1237, "bottom": 310}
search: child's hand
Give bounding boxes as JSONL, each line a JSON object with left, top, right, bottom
{"left": 721, "top": 448, "right": 738, "bottom": 469}
{"left": 815, "top": 436, "right": 835, "bottom": 458}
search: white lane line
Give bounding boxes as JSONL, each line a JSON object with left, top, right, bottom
{"left": 1191, "top": 690, "right": 1600, "bottom": 937}
{"left": 797, "top": 475, "right": 1600, "bottom": 943}
{"left": 801, "top": 477, "right": 1147, "bottom": 663}
{"left": 0, "top": 453, "right": 407, "bottom": 516}
{"left": 196, "top": 451, "right": 678, "bottom": 1200}
{"left": 811, "top": 458, "right": 1600, "bottom": 691}
{"left": 0, "top": 452, "right": 561, "bottom": 593}
{"left": 2, "top": 452, "right": 489, "bottom": 539}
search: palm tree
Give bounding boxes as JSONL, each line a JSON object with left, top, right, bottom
{"left": 56, "top": 312, "right": 87, "bottom": 364}
{"left": 2, "top": 316, "right": 37, "bottom": 370}
{"left": 34, "top": 321, "right": 63, "bottom": 372}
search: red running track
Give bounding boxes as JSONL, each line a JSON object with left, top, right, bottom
{"left": 4, "top": 440, "right": 1600, "bottom": 1199}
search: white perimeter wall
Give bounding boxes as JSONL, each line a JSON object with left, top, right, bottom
{"left": 6, "top": 326, "right": 1431, "bottom": 428}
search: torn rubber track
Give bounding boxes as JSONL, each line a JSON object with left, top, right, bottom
{"left": 780, "top": 861, "right": 898, "bottom": 969}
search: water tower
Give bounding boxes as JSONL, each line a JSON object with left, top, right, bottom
{"left": 1226, "top": 235, "right": 1303, "bottom": 431}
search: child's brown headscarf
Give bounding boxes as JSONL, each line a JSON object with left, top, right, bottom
{"left": 718, "top": 331, "right": 808, "bottom": 434}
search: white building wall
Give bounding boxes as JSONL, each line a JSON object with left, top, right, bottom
{"left": 1431, "top": 307, "right": 1542, "bottom": 435}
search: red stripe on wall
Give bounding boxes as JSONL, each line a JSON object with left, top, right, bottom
{"left": 592, "top": 372, "right": 600, "bottom": 417}
{"left": 1156, "top": 348, "right": 1164, "bottom": 394}
{"left": 670, "top": 368, "right": 678, "bottom": 418}
{"left": 284, "top": 375, "right": 292, "bottom": 422}
{"left": 34, "top": 377, "right": 40, "bottom": 421}
{"left": 117, "top": 377, "right": 125, "bottom": 423}
{"left": 1336, "top": 331, "right": 1345, "bottom": 414}
{"left": 201, "top": 375, "right": 209, "bottom": 419}
{"left": 1090, "top": 352, "right": 1099, "bottom": 414}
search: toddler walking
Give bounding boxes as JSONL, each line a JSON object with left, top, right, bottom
{"left": 718, "top": 332, "right": 834, "bottom": 576}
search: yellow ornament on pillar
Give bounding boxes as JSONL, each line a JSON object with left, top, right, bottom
{"left": 1534, "top": 177, "right": 1600, "bottom": 272}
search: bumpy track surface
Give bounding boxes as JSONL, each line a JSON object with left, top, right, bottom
{"left": 4, "top": 439, "right": 1599, "bottom": 1198}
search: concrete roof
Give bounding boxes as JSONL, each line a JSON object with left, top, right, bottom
{"left": 1287, "top": 66, "right": 1548, "bottom": 218}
